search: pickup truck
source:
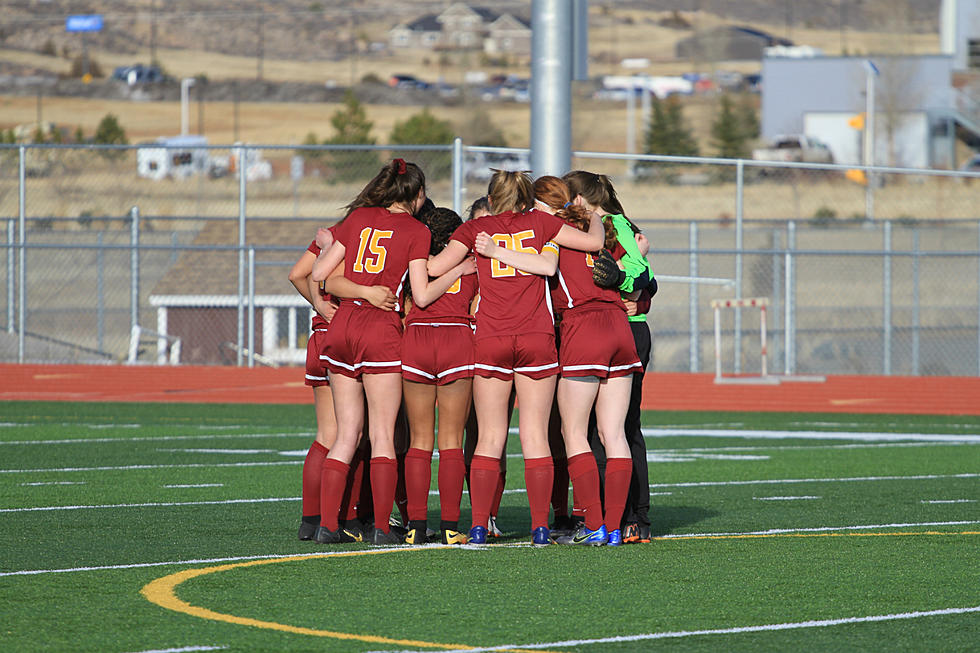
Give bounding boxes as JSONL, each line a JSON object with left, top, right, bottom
{"left": 752, "top": 135, "right": 834, "bottom": 164}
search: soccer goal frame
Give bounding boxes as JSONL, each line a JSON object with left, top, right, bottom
{"left": 711, "top": 297, "right": 776, "bottom": 384}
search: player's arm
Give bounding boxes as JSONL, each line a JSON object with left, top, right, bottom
{"left": 288, "top": 250, "right": 317, "bottom": 305}
{"left": 474, "top": 232, "right": 558, "bottom": 276}
{"left": 427, "top": 240, "right": 469, "bottom": 277}
{"left": 610, "top": 215, "right": 651, "bottom": 294}
{"left": 408, "top": 257, "right": 476, "bottom": 308}
{"left": 322, "top": 263, "right": 396, "bottom": 311}
{"left": 552, "top": 212, "right": 604, "bottom": 252}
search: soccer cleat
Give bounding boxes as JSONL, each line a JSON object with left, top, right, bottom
{"left": 622, "top": 522, "right": 640, "bottom": 544}
{"left": 556, "top": 524, "right": 608, "bottom": 546}
{"left": 314, "top": 525, "right": 359, "bottom": 544}
{"left": 606, "top": 528, "right": 622, "bottom": 546}
{"left": 532, "top": 526, "right": 553, "bottom": 546}
{"left": 468, "top": 525, "right": 488, "bottom": 544}
{"left": 404, "top": 527, "right": 428, "bottom": 545}
{"left": 298, "top": 521, "right": 317, "bottom": 541}
{"left": 549, "top": 514, "right": 576, "bottom": 538}
{"left": 371, "top": 527, "right": 403, "bottom": 545}
{"left": 441, "top": 529, "right": 468, "bottom": 545}
{"left": 639, "top": 524, "right": 651, "bottom": 543}
{"left": 488, "top": 515, "right": 503, "bottom": 537}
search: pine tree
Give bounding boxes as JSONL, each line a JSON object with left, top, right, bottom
{"left": 711, "top": 94, "right": 748, "bottom": 160}
{"left": 325, "top": 90, "right": 379, "bottom": 182}
{"left": 389, "top": 108, "right": 455, "bottom": 178}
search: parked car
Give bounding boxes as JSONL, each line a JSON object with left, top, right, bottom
{"left": 752, "top": 135, "right": 834, "bottom": 164}
{"left": 111, "top": 64, "right": 166, "bottom": 86}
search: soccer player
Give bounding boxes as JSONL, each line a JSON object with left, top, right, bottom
{"left": 401, "top": 207, "right": 478, "bottom": 545}
{"left": 427, "top": 170, "right": 604, "bottom": 545}
{"left": 310, "top": 159, "right": 472, "bottom": 545}
{"left": 564, "top": 170, "right": 657, "bottom": 543}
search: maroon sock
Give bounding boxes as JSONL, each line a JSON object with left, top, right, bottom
{"left": 395, "top": 451, "right": 408, "bottom": 524}
{"left": 437, "top": 448, "right": 465, "bottom": 523}
{"left": 318, "top": 458, "right": 350, "bottom": 532}
{"left": 567, "top": 452, "right": 602, "bottom": 531}
{"left": 469, "top": 455, "right": 500, "bottom": 531}
{"left": 524, "top": 456, "right": 554, "bottom": 530}
{"left": 340, "top": 448, "right": 364, "bottom": 522}
{"left": 302, "top": 441, "right": 328, "bottom": 518}
{"left": 490, "top": 470, "right": 506, "bottom": 517}
{"left": 551, "top": 456, "right": 569, "bottom": 519}
{"left": 404, "top": 447, "right": 432, "bottom": 522}
{"left": 604, "top": 457, "right": 633, "bottom": 532}
{"left": 370, "top": 456, "right": 398, "bottom": 533}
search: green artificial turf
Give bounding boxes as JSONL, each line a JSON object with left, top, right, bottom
{"left": 1, "top": 401, "right": 977, "bottom": 652}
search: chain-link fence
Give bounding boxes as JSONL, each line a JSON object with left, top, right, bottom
{"left": 2, "top": 142, "right": 979, "bottom": 376}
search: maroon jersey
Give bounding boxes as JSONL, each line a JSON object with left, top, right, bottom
{"left": 551, "top": 241, "right": 627, "bottom": 314}
{"left": 451, "top": 209, "right": 563, "bottom": 338}
{"left": 332, "top": 207, "right": 431, "bottom": 312}
{"left": 406, "top": 272, "right": 478, "bottom": 326}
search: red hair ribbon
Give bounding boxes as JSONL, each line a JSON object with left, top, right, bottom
{"left": 394, "top": 158, "right": 407, "bottom": 175}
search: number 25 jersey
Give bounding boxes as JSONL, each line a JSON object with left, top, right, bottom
{"left": 451, "top": 209, "right": 563, "bottom": 338}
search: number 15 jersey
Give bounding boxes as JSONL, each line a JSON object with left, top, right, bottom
{"left": 332, "top": 206, "right": 431, "bottom": 312}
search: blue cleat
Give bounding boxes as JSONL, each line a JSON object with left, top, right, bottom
{"left": 532, "top": 526, "right": 553, "bottom": 546}
{"left": 556, "top": 524, "right": 608, "bottom": 546}
{"left": 468, "top": 525, "right": 488, "bottom": 544}
{"left": 606, "top": 528, "right": 622, "bottom": 546}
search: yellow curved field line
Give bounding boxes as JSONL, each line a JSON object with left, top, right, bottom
{"left": 140, "top": 547, "right": 551, "bottom": 652}
{"left": 142, "top": 531, "right": 977, "bottom": 650}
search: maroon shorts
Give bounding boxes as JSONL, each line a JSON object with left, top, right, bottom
{"left": 559, "top": 306, "right": 641, "bottom": 379}
{"left": 322, "top": 303, "right": 403, "bottom": 378}
{"left": 401, "top": 321, "right": 475, "bottom": 385}
{"left": 474, "top": 332, "right": 558, "bottom": 381}
{"left": 304, "top": 328, "right": 330, "bottom": 387}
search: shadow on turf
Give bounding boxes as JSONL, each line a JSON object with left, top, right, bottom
{"left": 650, "top": 505, "right": 718, "bottom": 536}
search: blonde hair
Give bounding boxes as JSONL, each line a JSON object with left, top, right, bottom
{"left": 487, "top": 170, "right": 534, "bottom": 214}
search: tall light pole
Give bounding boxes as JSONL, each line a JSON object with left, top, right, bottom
{"left": 180, "top": 77, "right": 195, "bottom": 136}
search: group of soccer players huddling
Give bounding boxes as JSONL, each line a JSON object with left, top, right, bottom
{"left": 289, "top": 159, "right": 656, "bottom": 547}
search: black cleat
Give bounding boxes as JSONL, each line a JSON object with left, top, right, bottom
{"left": 298, "top": 521, "right": 317, "bottom": 541}
{"left": 371, "top": 527, "right": 404, "bottom": 545}
{"left": 314, "top": 525, "right": 360, "bottom": 544}
{"left": 404, "top": 527, "right": 428, "bottom": 545}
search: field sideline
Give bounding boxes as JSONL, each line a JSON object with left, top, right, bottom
{"left": 1, "top": 392, "right": 978, "bottom": 652}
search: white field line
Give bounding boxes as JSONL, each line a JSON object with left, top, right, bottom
{"left": 3, "top": 520, "right": 976, "bottom": 578}
{"left": 753, "top": 496, "right": 821, "bottom": 501}
{"left": 650, "top": 472, "right": 980, "bottom": 489}
{"left": 4, "top": 473, "right": 976, "bottom": 510}
{"left": 0, "top": 497, "right": 300, "bottom": 513}
{"left": 443, "top": 606, "right": 980, "bottom": 652}
{"left": 0, "top": 432, "right": 311, "bottom": 446}
{"left": 641, "top": 428, "right": 980, "bottom": 443}
{"left": 125, "top": 647, "right": 227, "bottom": 653}
{"left": 0, "top": 461, "right": 301, "bottom": 474}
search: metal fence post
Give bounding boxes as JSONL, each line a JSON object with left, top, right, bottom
{"left": 734, "top": 158, "right": 744, "bottom": 374}
{"left": 130, "top": 206, "right": 140, "bottom": 334}
{"left": 784, "top": 221, "right": 796, "bottom": 375}
{"left": 883, "top": 220, "right": 892, "bottom": 375}
{"left": 237, "top": 145, "right": 247, "bottom": 367}
{"left": 452, "top": 137, "right": 464, "bottom": 216}
{"left": 912, "top": 228, "right": 920, "bottom": 375}
{"left": 97, "top": 231, "right": 105, "bottom": 351}
{"left": 6, "top": 219, "right": 13, "bottom": 333}
{"left": 689, "top": 221, "right": 699, "bottom": 373}
{"left": 18, "top": 145, "right": 26, "bottom": 363}
{"left": 248, "top": 247, "right": 255, "bottom": 368}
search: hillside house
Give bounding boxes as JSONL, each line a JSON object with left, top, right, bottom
{"left": 389, "top": 2, "right": 531, "bottom": 57}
